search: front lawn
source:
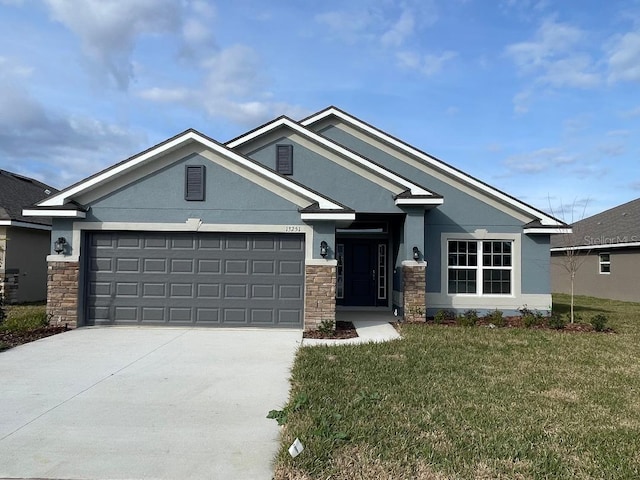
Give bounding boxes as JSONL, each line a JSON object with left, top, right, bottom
{"left": 273, "top": 294, "right": 640, "bottom": 479}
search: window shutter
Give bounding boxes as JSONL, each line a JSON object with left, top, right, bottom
{"left": 185, "top": 165, "right": 205, "bottom": 201}
{"left": 276, "top": 145, "right": 293, "bottom": 175}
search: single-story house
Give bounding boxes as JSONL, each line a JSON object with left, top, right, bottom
{"left": 0, "top": 169, "right": 57, "bottom": 303}
{"left": 551, "top": 197, "right": 639, "bottom": 302}
{"left": 25, "top": 107, "right": 569, "bottom": 329}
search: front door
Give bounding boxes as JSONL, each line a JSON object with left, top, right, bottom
{"left": 336, "top": 238, "right": 387, "bottom": 307}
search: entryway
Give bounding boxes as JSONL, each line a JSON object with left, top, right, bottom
{"left": 336, "top": 237, "right": 389, "bottom": 307}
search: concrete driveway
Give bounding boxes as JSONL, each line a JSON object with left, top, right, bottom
{"left": 0, "top": 327, "right": 301, "bottom": 480}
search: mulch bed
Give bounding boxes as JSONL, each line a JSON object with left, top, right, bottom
{"left": 303, "top": 321, "right": 358, "bottom": 339}
{"left": 0, "top": 325, "right": 69, "bottom": 351}
{"left": 403, "top": 316, "right": 614, "bottom": 333}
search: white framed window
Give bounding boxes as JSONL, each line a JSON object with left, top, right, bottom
{"left": 447, "top": 240, "right": 513, "bottom": 295}
{"left": 599, "top": 253, "right": 611, "bottom": 274}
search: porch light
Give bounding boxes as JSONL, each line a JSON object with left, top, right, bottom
{"left": 320, "top": 241, "right": 328, "bottom": 258}
{"left": 54, "top": 237, "right": 67, "bottom": 255}
{"left": 413, "top": 246, "right": 420, "bottom": 261}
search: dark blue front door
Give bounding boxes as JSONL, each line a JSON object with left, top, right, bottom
{"left": 338, "top": 239, "right": 383, "bottom": 306}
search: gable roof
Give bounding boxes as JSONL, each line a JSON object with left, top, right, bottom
{"left": 551, "top": 197, "right": 640, "bottom": 251}
{"left": 0, "top": 170, "right": 58, "bottom": 228}
{"left": 301, "top": 106, "right": 568, "bottom": 230}
{"left": 26, "top": 129, "right": 354, "bottom": 221}
{"left": 226, "top": 116, "right": 443, "bottom": 206}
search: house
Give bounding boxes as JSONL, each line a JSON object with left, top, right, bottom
{"left": 24, "top": 107, "right": 569, "bottom": 329}
{"left": 551, "top": 198, "right": 640, "bottom": 302}
{"left": 0, "top": 170, "right": 57, "bottom": 303}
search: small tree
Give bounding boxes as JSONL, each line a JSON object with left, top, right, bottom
{"left": 549, "top": 198, "right": 590, "bottom": 323}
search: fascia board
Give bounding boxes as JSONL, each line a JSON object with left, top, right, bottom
{"left": 394, "top": 198, "right": 444, "bottom": 206}
{"left": 524, "top": 227, "right": 572, "bottom": 234}
{"left": 551, "top": 241, "right": 640, "bottom": 252}
{"left": 303, "top": 108, "right": 565, "bottom": 227}
{"left": 300, "top": 212, "right": 356, "bottom": 221}
{"left": 228, "top": 117, "right": 436, "bottom": 198}
{"left": 0, "top": 220, "right": 52, "bottom": 230}
{"left": 23, "top": 209, "right": 86, "bottom": 218}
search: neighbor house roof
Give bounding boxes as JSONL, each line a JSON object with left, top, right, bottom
{"left": 0, "top": 170, "right": 58, "bottom": 229}
{"left": 551, "top": 197, "right": 640, "bottom": 251}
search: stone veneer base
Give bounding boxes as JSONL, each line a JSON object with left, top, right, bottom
{"left": 304, "top": 264, "right": 336, "bottom": 331}
{"left": 47, "top": 261, "right": 79, "bottom": 328}
{"left": 403, "top": 264, "right": 426, "bottom": 322}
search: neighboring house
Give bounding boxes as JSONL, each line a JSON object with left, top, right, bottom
{"left": 551, "top": 198, "right": 640, "bottom": 302}
{"left": 0, "top": 170, "right": 57, "bottom": 303}
{"left": 24, "top": 107, "right": 569, "bottom": 329}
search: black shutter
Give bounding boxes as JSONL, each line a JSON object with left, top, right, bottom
{"left": 276, "top": 145, "right": 293, "bottom": 175}
{"left": 185, "top": 165, "right": 205, "bottom": 201}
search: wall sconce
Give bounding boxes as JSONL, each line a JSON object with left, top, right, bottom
{"left": 412, "top": 246, "right": 420, "bottom": 261}
{"left": 54, "top": 237, "right": 67, "bottom": 255}
{"left": 320, "top": 240, "right": 328, "bottom": 258}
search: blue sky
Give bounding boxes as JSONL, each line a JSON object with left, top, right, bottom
{"left": 0, "top": 0, "right": 639, "bottom": 219}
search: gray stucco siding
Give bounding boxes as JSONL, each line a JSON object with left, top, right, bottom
{"left": 521, "top": 234, "right": 551, "bottom": 295}
{"left": 84, "top": 154, "right": 303, "bottom": 225}
{"left": 248, "top": 139, "right": 401, "bottom": 214}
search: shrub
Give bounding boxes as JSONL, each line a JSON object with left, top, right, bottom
{"left": 457, "top": 309, "right": 478, "bottom": 327}
{"left": 1, "top": 308, "right": 49, "bottom": 333}
{"left": 547, "top": 312, "right": 566, "bottom": 330}
{"left": 591, "top": 314, "right": 608, "bottom": 332}
{"left": 434, "top": 309, "right": 455, "bottom": 324}
{"left": 519, "top": 305, "right": 544, "bottom": 328}
{"left": 317, "top": 318, "right": 336, "bottom": 336}
{"left": 483, "top": 309, "right": 505, "bottom": 327}
{"left": 0, "top": 293, "right": 5, "bottom": 325}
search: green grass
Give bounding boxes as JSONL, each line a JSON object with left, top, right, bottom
{"left": 1, "top": 303, "right": 48, "bottom": 332}
{"left": 273, "top": 294, "right": 640, "bottom": 479}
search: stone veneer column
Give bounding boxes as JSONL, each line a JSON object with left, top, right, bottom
{"left": 304, "top": 264, "right": 336, "bottom": 331}
{"left": 403, "top": 262, "right": 426, "bottom": 322}
{"left": 47, "top": 261, "right": 79, "bottom": 328}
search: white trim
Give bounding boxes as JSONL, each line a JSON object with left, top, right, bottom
{"left": 524, "top": 227, "right": 572, "bottom": 234}
{"left": 300, "top": 212, "right": 356, "bottom": 221}
{"left": 394, "top": 198, "right": 444, "bottom": 206}
{"left": 46, "top": 254, "right": 80, "bottom": 262}
{"left": 23, "top": 209, "right": 86, "bottom": 218}
{"left": 302, "top": 108, "right": 564, "bottom": 227}
{"left": 306, "top": 259, "right": 338, "bottom": 266}
{"left": 0, "top": 220, "right": 52, "bottom": 231}
{"left": 401, "top": 260, "right": 427, "bottom": 267}
{"left": 227, "top": 117, "right": 436, "bottom": 197}
{"left": 551, "top": 241, "right": 640, "bottom": 252}
{"left": 427, "top": 293, "right": 551, "bottom": 312}
{"left": 72, "top": 220, "right": 318, "bottom": 260}
{"left": 38, "top": 130, "right": 345, "bottom": 211}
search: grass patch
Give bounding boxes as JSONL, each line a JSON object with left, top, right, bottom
{"left": 273, "top": 294, "right": 640, "bottom": 479}
{"left": 1, "top": 304, "right": 49, "bottom": 332}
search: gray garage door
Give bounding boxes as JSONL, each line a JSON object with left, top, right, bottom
{"left": 86, "top": 232, "right": 304, "bottom": 327}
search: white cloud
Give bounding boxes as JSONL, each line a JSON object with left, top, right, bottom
{"left": 607, "top": 32, "right": 640, "bottom": 83}
{"left": 397, "top": 50, "right": 457, "bottom": 76}
{"left": 503, "top": 147, "right": 576, "bottom": 175}
{"left": 507, "top": 19, "right": 600, "bottom": 88}
{"left": 137, "top": 45, "right": 308, "bottom": 126}
{"left": 381, "top": 9, "right": 415, "bottom": 48}
{"left": 42, "top": 0, "right": 182, "bottom": 89}
{"left": 0, "top": 56, "right": 33, "bottom": 80}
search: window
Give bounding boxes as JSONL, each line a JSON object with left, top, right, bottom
{"left": 184, "top": 165, "right": 205, "bottom": 201}
{"left": 599, "top": 253, "right": 611, "bottom": 274}
{"left": 276, "top": 144, "right": 293, "bottom": 175}
{"left": 448, "top": 240, "right": 512, "bottom": 295}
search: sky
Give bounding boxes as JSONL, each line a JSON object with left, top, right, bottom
{"left": 0, "top": 0, "right": 639, "bottom": 220}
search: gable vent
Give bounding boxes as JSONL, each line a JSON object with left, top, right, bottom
{"left": 185, "top": 165, "right": 205, "bottom": 201}
{"left": 276, "top": 144, "right": 293, "bottom": 175}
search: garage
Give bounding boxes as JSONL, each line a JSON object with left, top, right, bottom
{"left": 86, "top": 231, "right": 305, "bottom": 327}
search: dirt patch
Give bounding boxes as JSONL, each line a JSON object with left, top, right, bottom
{"left": 303, "top": 321, "right": 358, "bottom": 339}
{"left": 0, "top": 325, "right": 69, "bottom": 351}
{"left": 400, "top": 316, "right": 615, "bottom": 333}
